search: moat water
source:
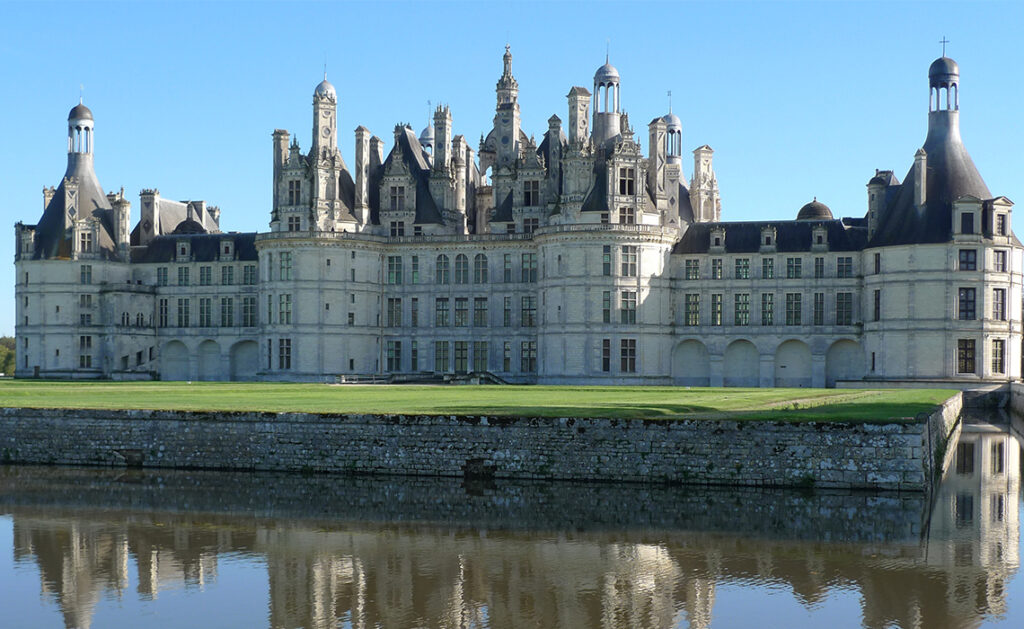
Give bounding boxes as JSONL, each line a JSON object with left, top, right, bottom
{"left": 0, "top": 415, "right": 1021, "bottom": 628}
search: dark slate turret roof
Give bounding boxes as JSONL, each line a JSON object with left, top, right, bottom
{"left": 130, "top": 232, "right": 258, "bottom": 263}
{"left": 674, "top": 218, "right": 868, "bottom": 254}
{"left": 33, "top": 154, "right": 119, "bottom": 260}
{"left": 796, "top": 199, "right": 833, "bottom": 221}
{"left": 68, "top": 103, "right": 93, "bottom": 121}
{"left": 380, "top": 126, "right": 443, "bottom": 224}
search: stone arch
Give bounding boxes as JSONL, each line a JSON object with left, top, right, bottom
{"left": 723, "top": 339, "right": 760, "bottom": 387}
{"left": 230, "top": 340, "right": 259, "bottom": 381}
{"left": 161, "top": 340, "right": 189, "bottom": 381}
{"left": 826, "top": 339, "right": 865, "bottom": 388}
{"left": 672, "top": 340, "right": 710, "bottom": 386}
{"left": 774, "top": 339, "right": 812, "bottom": 388}
{"left": 197, "top": 340, "right": 221, "bottom": 381}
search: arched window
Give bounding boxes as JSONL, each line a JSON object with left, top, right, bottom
{"left": 473, "top": 254, "right": 488, "bottom": 284}
{"left": 455, "top": 254, "right": 469, "bottom": 284}
{"left": 436, "top": 254, "right": 450, "bottom": 284}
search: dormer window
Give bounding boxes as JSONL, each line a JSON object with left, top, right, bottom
{"left": 389, "top": 186, "right": 405, "bottom": 211}
{"left": 765, "top": 236, "right": 772, "bottom": 245}
{"left": 79, "top": 232, "right": 93, "bottom": 253}
{"left": 961, "top": 212, "right": 974, "bottom": 234}
{"left": 287, "top": 180, "right": 300, "bottom": 205}
{"left": 524, "top": 180, "right": 540, "bottom": 207}
{"left": 287, "top": 216, "right": 301, "bottom": 231}
{"left": 619, "top": 207, "right": 636, "bottom": 225}
{"left": 617, "top": 168, "right": 635, "bottom": 195}
{"left": 996, "top": 214, "right": 1007, "bottom": 236}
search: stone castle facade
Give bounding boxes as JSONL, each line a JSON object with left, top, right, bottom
{"left": 13, "top": 50, "right": 1023, "bottom": 385}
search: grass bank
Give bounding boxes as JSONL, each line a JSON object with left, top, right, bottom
{"left": 0, "top": 381, "right": 955, "bottom": 422}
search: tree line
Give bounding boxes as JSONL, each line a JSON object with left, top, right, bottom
{"left": 0, "top": 337, "right": 14, "bottom": 375}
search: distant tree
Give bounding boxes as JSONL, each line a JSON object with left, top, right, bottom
{"left": 0, "top": 336, "right": 14, "bottom": 375}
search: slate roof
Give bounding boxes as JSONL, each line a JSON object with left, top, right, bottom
{"left": 491, "top": 189, "right": 514, "bottom": 223}
{"left": 674, "top": 218, "right": 869, "bottom": 255}
{"left": 380, "top": 126, "right": 443, "bottom": 224}
{"left": 130, "top": 232, "right": 258, "bottom": 263}
{"left": 33, "top": 155, "right": 120, "bottom": 261}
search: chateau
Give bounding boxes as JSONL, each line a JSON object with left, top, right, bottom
{"left": 13, "top": 51, "right": 1023, "bottom": 385}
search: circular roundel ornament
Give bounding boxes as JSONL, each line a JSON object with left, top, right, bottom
{"left": 501, "top": 136, "right": 509, "bottom": 145}
{"left": 321, "top": 127, "right": 331, "bottom": 138}
{"left": 143, "top": 219, "right": 152, "bottom": 232}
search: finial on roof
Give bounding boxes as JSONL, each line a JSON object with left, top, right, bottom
{"left": 668, "top": 90, "right": 672, "bottom": 114}
{"left": 79, "top": 84, "right": 83, "bottom": 104}
{"left": 939, "top": 36, "right": 950, "bottom": 57}
{"left": 606, "top": 39, "right": 609, "bottom": 64}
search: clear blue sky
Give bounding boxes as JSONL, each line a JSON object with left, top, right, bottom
{"left": 1, "top": 1, "right": 1022, "bottom": 335}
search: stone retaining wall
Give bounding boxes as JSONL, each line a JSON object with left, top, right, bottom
{"left": 0, "top": 397, "right": 962, "bottom": 491}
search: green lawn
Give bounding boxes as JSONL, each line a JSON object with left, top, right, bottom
{"left": 0, "top": 381, "right": 955, "bottom": 422}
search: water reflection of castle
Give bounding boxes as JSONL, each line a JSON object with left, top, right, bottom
{"left": 4, "top": 425, "right": 1022, "bottom": 629}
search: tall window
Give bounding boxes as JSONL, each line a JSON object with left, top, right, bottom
{"left": 389, "top": 221, "right": 405, "bottom": 237}
{"left": 158, "top": 299, "right": 168, "bottom": 328}
{"left": 200, "top": 266, "right": 212, "bottom": 286}
{"left": 503, "top": 254, "right": 513, "bottom": 282}
{"left": 621, "top": 291, "right": 637, "bottom": 324}
{"left": 455, "top": 254, "right": 469, "bottom": 284}
{"left": 617, "top": 168, "right": 635, "bottom": 195}
{"left": 735, "top": 258, "right": 750, "bottom": 279}
{"left": 873, "top": 252, "right": 881, "bottom": 274}
{"left": 503, "top": 296, "right": 512, "bottom": 327}
{"left": 389, "top": 185, "right": 405, "bottom": 211}
{"left": 434, "top": 341, "right": 450, "bottom": 372}
{"left": 873, "top": 289, "right": 881, "bottom": 321}
{"left": 602, "top": 339, "right": 611, "bottom": 372}
{"left": 503, "top": 342, "right": 511, "bottom": 372}
{"left": 836, "top": 292, "right": 853, "bottom": 325}
{"left": 993, "top": 288, "right": 1006, "bottom": 321}
{"left": 837, "top": 256, "right": 853, "bottom": 278}
{"left": 684, "top": 294, "right": 699, "bottom": 326}
{"left": 473, "top": 297, "right": 488, "bottom": 326}
{"left": 435, "top": 298, "right": 449, "bottom": 326}
{"left": 961, "top": 212, "right": 974, "bottom": 234}
{"left": 156, "top": 267, "right": 168, "bottom": 286}
{"left": 711, "top": 258, "right": 723, "bottom": 280}
{"left": 387, "top": 298, "right": 402, "bottom": 327}
{"left": 761, "top": 293, "right": 774, "bottom": 326}
{"left": 524, "top": 180, "right": 540, "bottom": 206}
{"left": 222, "top": 266, "right": 234, "bottom": 285}
{"left": 959, "top": 249, "right": 977, "bottom": 271}
{"left": 75, "top": 231, "right": 89, "bottom": 253}
{"left": 603, "top": 246, "right": 612, "bottom": 276}
{"left": 685, "top": 259, "right": 699, "bottom": 280}
{"left": 521, "top": 341, "right": 537, "bottom": 373}
{"left": 711, "top": 294, "right": 723, "bottom": 326}
{"left": 279, "top": 252, "right": 292, "bottom": 280}
{"left": 279, "top": 294, "right": 292, "bottom": 324}
{"left": 386, "top": 341, "right": 402, "bottom": 372}
{"left": 436, "top": 255, "right": 450, "bottom": 284}
{"left": 242, "top": 296, "right": 257, "bottom": 327}
{"left": 620, "top": 339, "right": 636, "bottom": 372}
{"left": 786, "top": 257, "right": 802, "bottom": 279}
{"left": 621, "top": 246, "right": 637, "bottom": 277}
{"left": 387, "top": 256, "right": 403, "bottom": 284}
{"left": 997, "top": 214, "right": 1008, "bottom": 236}
{"left": 411, "top": 341, "right": 419, "bottom": 371}
{"left": 454, "top": 297, "right": 468, "bottom": 327}
{"left": 602, "top": 291, "right": 611, "bottom": 323}
{"left": 619, "top": 207, "right": 636, "bottom": 225}
{"left": 278, "top": 339, "right": 292, "bottom": 370}
{"left": 957, "top": 339, "right": 976, "bottom": 374}
{"left": 785, "top": 293, "right": 802, "bottom": 325}
{"left": 411, "top": 256, "right": 420, "bottom": 283}
{"left": 199, "top": 297, "right": 212, "bottom": 327}
{"left": 958, "top": 287, "right": 976, "bottom": 320}
{"left": 761, "top": 258, "right": 773, "bottom": 279}
{"left": 521, "top": 296, "right": 537, "bottom": 327}
{"left": 177, "top": 298, "right": 190, "bottom": 327}
{"left": 220, "top": 297, "right": 234, "bottom": 327}
{"left": 473, "top": 254, "right": 488, "bottom": 283}
{"left": 992, "top": 339, "right": 1006, "bottom": 374}
{"left": 814, "top": 257, "right": 824, "bottom": 279}
{"left": 410, "top": 297, "right": 419, "bottom": 327}
{"left": 243, "top": 265, "right": 257, "bottom": 285}
{"left": 454, "top": 341, "right": 469, "bottom": 373}
{"left": 813, "top": 292, "right": 824, "bottom": 325}
{"left": 178, "top": 266, "right": 189, "bottom": 286}
{"left": 521, "top": 253, "right": 537, "bottom": 282}
{"left": 287, "top": 180, "right": 300, "bottom": 205}
{"left": 734, "top": 294, "right": 750, "bottom": 326}
{"left": 994, "top": 250, "right": 1008, "bottom": 272}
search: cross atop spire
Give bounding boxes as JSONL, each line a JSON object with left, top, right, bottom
{"left": 940, "top": 36, "right": 950, "bottom": 57}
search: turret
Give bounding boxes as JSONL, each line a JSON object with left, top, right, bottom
{"left": 108, "top": 188, "right": 131, "bottom": 255}
{"left": 494, "top": 46, "right": 521, "bottom": 168}
{"left": 690, "top": 145, "right": 721, "bottom": 223}
{"left": 139, "top": 188, "right": 160, "bottom": 246}
{"left": 592, "top": 57, "right": 621, "bottom": 145}
{"left": 312, "top": 77, "right": 337, "bottom": 157}
{"left": 567, "top": 87, "right": 591, "bottom": 145}
{"left": 433, "top": 105, "right": 452, "bottom": 173}
{"left": 272, "top": 129, "right": 289, "bottom": 213}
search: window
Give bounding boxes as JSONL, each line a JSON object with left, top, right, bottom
{"left": 79, "top": 335, "right": 92, "bottom": 350}
{"left": 389, "top": 221, "right": 405, "bottom": 237}
{"left": 473, "top": 254, "right": 488, "bottom": 283}
{"left": 956, "top": 442, "right": 975, "bottom": 475}
{"left": 199, "top": 298, "right": 212, "bottom": 327}
{"left": 278, "top": 338, "right": 291, "bottom": 369}
{"left": 959, "top": 249, "right": 977, "bottom": 271}
{"left": 80, "top": 265, "right": 93, "bottom": 284}
{"left": 711, "top": 258, "right": 723, "bottom": 279}
{"left": 411, "top": 341, "right": 419, "bottom": 371}
{"left": 221, "top": 266, "right": 234, "bottom": 285}
{"left": 621, "top": 246, "right": 637, "bottom": 277}
{"left": 958, "top": 288, "right": 976, "bottom": 320}
{"left": 473, "top": 341, "right": 488, "bottom": 371}
{"left": 618, "top": 168, "right": 635, "bottom": 195}
{"left": 198, "top": 266, "right": 211, "bottom": 286}
{"left": 347, "top": 312, "right": 354, "bottom": 326}
{"left": 411, "top": 256, "right": 420, "bottom": 283}
{"left": 993, "top": 288, "right": 1006, "bottom": 321}
{"left": 814, "top": 257, "right": 824, "bottom": 279}
{"left": 243, "top": 265, "right": 257, "bottom": 285}
{"left": 503, "top": 254, "right": 513, "bottom": 282}
{"left": 735, "top": 258, "right": 750, "bottom": 279}
{"left": 389, "top": 185, "right": 405, "bottom": 211}
{"left": 434, "top": 341, "right": 449, "bottom": 372}
{"left": 521, "top": 296, "right": 537, "bottom": 327}
{"left": 523, "top": 218, "right": 539, "bottom": 234}
{"left": 873, "top": 252, "right": 881, "bottom": 274}
{"left": 836, "top": 292, "right": 853, "bottom": 325}
{"left": 80, "top": 313, "right": 92, "bottom": 325}
{"left": 620, "top": 339, "right": 636, "bottom": 372}
{"left": 279, "top": 252, "right": 292, "bottom": 280}
{"left": 454, "top": 341, "right": 469, "bottom": 372}
{"left": 279, "top": 294, "right": 292, "bottom": 324}
{"left": 454, "top": 297, "right": 468, "bottom": 327}
{"left": 873, "top": 289, "right": 881, "bottom": 321}
{"left": 761, "top": 293, "right": 774, "bottom": 326}
{"left": 156, "top": 267, "right": 168, "bottom": 286}
{"left": 992, "top": 339, "right": 1006, "bottom": 374}
{"left": 177, "top": 298, "right": 190, "bottom": 327}
{"left": 600, "top": 212, "right": 610, "bottom": 224}
{"left": 621, "top": 291, "right": 637, "bottom": 324}
{"left": 158, "top": 299, "right": 168, "bottom": 328}
{"left": 957, "top": 339, "right": 976, "bottom": 374}
{"left": 435, "top": 297, "right": 450, "bottom": 326}
{"left": 220, "top": 297, "right": 234, "bottom": 327}
{"left": 386, "top": 340, "right": 402, "bottom": 372}
{"left": 503, "top": 296, "right": 512, "bottom": 327}
{"left": 837, "top": 256, "right": 853, "bottom": 278}
{"left": 684, "top": 294, "right": 699, "bottom": 326}
{"left": 996, "top": 214, "right": 1007, "bottom": 236}
{"left": 79, "top": 294, "right": 92, "bottom": 308}
{"left": 961, "top": 212, "right": 974, "bottom": 234}
{"left": 992, "top": 440, "right": 1006, "bottom": 475}
{"left": 387, "top": 256, "right": 403, "bottom": 284}
{"left": 786, "top": 293, "right": 802, "bottom": 325}
{"left": 387, "top": 298, "right": 402, "bottom": 327}
{"left": 177, "top": 266, "right": 189, "bottom": 286}
{"left": 287, "top": 216, "right": 301, "bottom": 231}
{"left": 79, "top": 354, "right": 92, "bottom": 368}
{"left": 506, "top": 223, "right": 516, "bottom": 234}
{"left": 242, "top": 296, "right": 256, "bottom": 327}
{"left": 994, "top": 250, "right": 1008, "bottom": 272}
{"left": 410, "top": 297, "right": 419, "bottom": 327}
{"left": 436, "top": 255, "right": 450, "bottom": 284}
{"left": 521, "top": 253, "right": 537, "bottom": 282}
{"left": 473, "top": 297, "right": 488, "bottom": 326}
{"left": 287, "top": 180, "right": 300, "bottom": 205}
{"left": 414, "top": 226, "right": 422, "bottom": 236}
{"left": 761, "top": 258, "right": 773, "bottom": 279}
{"left": 786, "top": 257, "right": 802, "bottom": 279}
{"left": 524, "top": 180, "right": 540, "bottom": 206}
{"left": 603, "top": 246, "right": 612, "bottom": 276}
{"left": 521, "top": 341, "right": 537, "bottom": 372}
{"left": 503, "top": 342, "right": 511, "bottom": 372}
{"left": 734, "top": 294, "right": 750, "bottom": 326}
{"left": 618, "top": 207, "right": 636, "bottom": 225}
{"left": 455, "top": 254, "right": 469, "bottom": 284}
{"left": 711, "top": 294, "right": 723, "bottom": 326}
{"left": 602, "top": 291, "right": 611, "bottom": 323}
{"left": 602, "top": 339, "right": 611, "bottom": 372}
{"left": 685, "top": 259, "right": 699, "bottom": 280}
